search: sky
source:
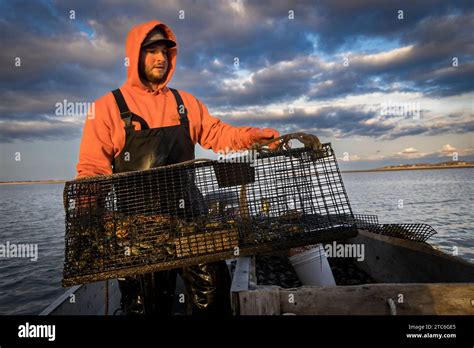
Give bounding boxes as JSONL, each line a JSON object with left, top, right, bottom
{"left": 0, "top": 0, "right": 473, "bottom": 180}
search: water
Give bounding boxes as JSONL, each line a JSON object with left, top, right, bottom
{"left": 0, "top": 184, "right": 65, "bottom": 315}
{"left": 342, "top": 168, "right": 474, "bottom": 262}
{"left": 0, "top": 168, "right": 473, "bottom": 314}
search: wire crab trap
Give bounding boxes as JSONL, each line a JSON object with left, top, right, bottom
{"left": 354, "top": 214, "right": 379, "bottom": 228}
{"left": 62, "top": 133, "right": 357, "bottom": 286}
{"left": 354, "top": 214, "right": 437, "bottom": 242}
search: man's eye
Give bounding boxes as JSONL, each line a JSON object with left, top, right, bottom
{"left": 148, "top": 48, "right": 167, "bottom": 55}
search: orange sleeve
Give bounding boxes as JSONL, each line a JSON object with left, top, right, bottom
{"left": 196, "top": 99, "right": 257, "bottom": 152}
{"left": 75, "top": 97, "right": 115, "bottom": 179}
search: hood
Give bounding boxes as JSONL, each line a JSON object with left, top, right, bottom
{"left": 124, "top": 20, "right": 178, "bottom": 93}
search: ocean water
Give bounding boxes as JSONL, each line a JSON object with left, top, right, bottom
{"left": 341, "top": 169, "right": 474, "bottom": 261}
{"left": 0, "top": 168, "right": 472, "bottom": 314}
{"left": 0, "top": 184, "right": 65, "bottom": 315}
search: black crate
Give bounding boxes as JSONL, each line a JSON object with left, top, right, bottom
{"left": 62, "top": 138, "right": 357, "bottom": 286}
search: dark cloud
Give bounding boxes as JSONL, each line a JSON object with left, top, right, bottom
{"left": 303, "top": 0, "right": 473, "bottom": 52}
{"left": 413, "top": 63, "right": 474, "bottom": 97}
{"left": 0, "top": 118, "right": 83, "bottom": 143}
{"left": 380, "top": 119, "right": 474, "bottom": 140}
{"left": 0, "top": 64, "right": 122, "bottom": 122}
{"left": 217, "top": 105, "right": 474, "bottom": 141}
{"left": 0, "top": 0, "right": 473, "bottom": 143}
{"left": 219, "top": 106, "right": 392, "bottom": 139}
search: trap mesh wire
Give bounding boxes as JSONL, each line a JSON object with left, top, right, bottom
{"left": 354, "top": 214, "right": 437, "bottom": 242}
{"left": 62, "top": 139, "right": 357, "bottom": 286}
{"left": 354, "top": 214, "right": 379, "bottom": 228}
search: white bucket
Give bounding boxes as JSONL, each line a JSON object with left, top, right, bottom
{"left": 289, "top": 244, "right": 336, "bottom": 286}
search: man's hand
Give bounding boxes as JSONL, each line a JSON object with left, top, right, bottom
{"left": 245, "top": 128, "right": 280, "bottom": 150}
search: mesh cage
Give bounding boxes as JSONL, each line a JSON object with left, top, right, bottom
{"left": 366, "top": 224, "right": 437, "bottom": 242}
{"left": 63, "top": 140, "right": 357, "bottom": 286}
{"left": 354, "top": 214, "right": 379, "bottom": 228}
{"left": 354, "top": 214, "right": 437, "bottom": 242}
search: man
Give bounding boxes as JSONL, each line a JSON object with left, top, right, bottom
{"left": 76, "top": 20, "right": 279, "bottom": 315}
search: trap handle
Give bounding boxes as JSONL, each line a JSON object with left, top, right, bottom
{"left": 252, "top": 132, "right": 322, "bottom": 153}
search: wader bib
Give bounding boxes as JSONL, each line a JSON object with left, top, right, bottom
{"left": 111, "top": 88, "right": 231, "bottom": 315}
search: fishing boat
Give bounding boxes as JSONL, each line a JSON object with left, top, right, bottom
{"left": 41, "top": 222, "right": 474, "bottom": 316}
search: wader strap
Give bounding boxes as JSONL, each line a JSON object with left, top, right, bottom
{"left": 112, "top": 88, "right": 188, "bottom": 128}
{"left": 112, "top": 89, "right": 132, "bottom": 128}
{"left": 169, "top": 88, "right": 189, "bottom": 124}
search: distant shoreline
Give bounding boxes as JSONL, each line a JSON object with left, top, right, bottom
{"left": 1, "top": 164, "right": 473, "bottom": 184}
{"left": 342, "top": 164, "right": 474, "bottom": 173}
{"left": 0, "top": 180, "right": 66, "bottom": 185}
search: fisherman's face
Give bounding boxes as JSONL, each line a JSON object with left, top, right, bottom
{"left": 139, "top": 42, "right": 169, "bottom": 84}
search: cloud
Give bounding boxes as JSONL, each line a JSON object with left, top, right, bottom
{"left": 346, "top": 143, "right": 474, "bottom": 162}
{"left": 440, "top": 144, "right": 457, "bottom": 154}
{"left": 0, "top": 119, "right": 83, "bottom": 143}
{"left": 401, "top": 147, "right": 418, "bottom": 154}
{"left": 391, "top": 146, "right": 430, "bottom": 160}
{"left": 214, "top": 105, "right": 396, "bottom": 139}
{"left": 379, "top": 117, "right": 474, "bottom": 140}
{"left": 0, "top": 0, "right": 473, "bottom": 146}
{"left": 436, "top": 144, "right": 474, "bottom": 157}
{"left": 300, "top": 0, "right": 473, "bottom": 52}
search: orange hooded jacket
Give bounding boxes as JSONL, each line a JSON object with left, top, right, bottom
{"left": 76, "top": 20, "right": 276, "bottom": 179}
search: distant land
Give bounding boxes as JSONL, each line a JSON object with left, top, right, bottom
{"left": 0, "top": 180, "right": 66, "bottom": 185}
{"left": 0, "top": 161, "right": 473, "bottom": 184}
{"left": 342, "top": 160, "right": 474, "bottom": 173}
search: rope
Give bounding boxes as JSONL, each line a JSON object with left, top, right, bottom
{"left": 387, "top": 298, "right": 397, "bottom": 315}
{"left": 104, "top": 280, "right": 109, "bottom": 315}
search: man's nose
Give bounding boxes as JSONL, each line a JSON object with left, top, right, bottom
{"left": 154, "top": 52, "right": 167, "bottom": 62}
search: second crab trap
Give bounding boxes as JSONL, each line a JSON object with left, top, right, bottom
{"left": 62, "top": 133, "right": 357, "bottom": 286}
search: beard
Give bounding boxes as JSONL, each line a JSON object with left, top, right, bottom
{"left": 144, "top": 65, "right": 168, "bottom": 83}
